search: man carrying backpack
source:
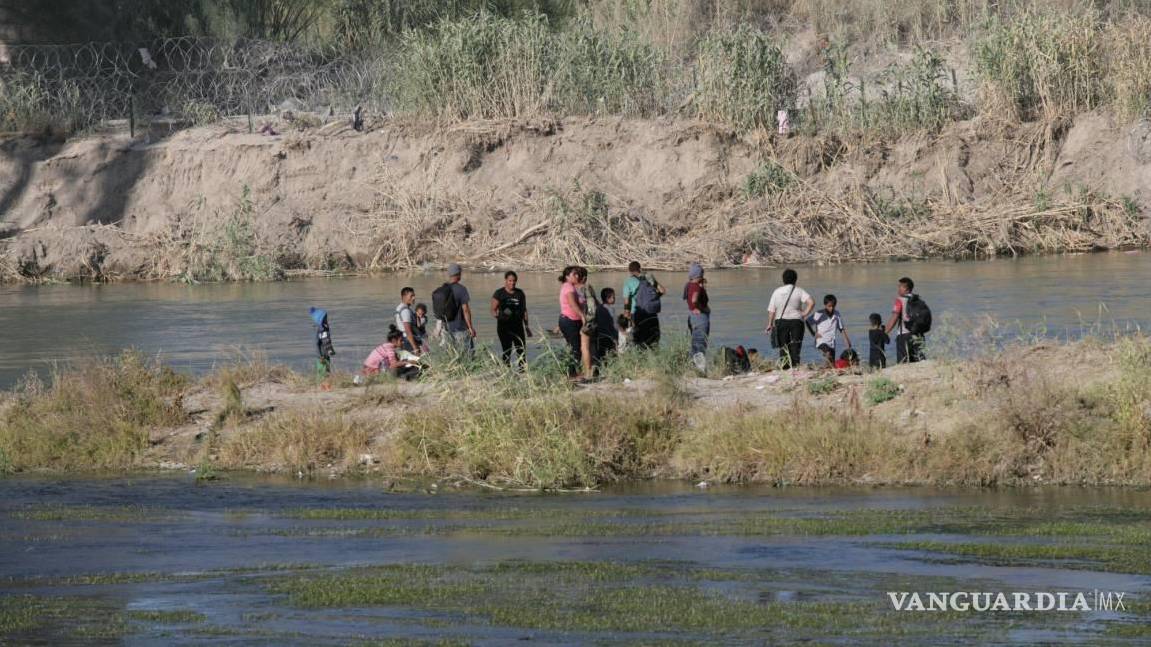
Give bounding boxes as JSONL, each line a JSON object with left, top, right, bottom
{"left": 886, "top": 276, "right": 931, "bottom": 364}
{"left": 432, "top": 263, "right": 476, "bottom": 356}
{"left": 622, "top": 261, "right": 665, "bottom": 349}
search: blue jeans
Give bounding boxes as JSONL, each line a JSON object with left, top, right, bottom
{"left": 688, "top": 312, "right": 710, "bottom": 356}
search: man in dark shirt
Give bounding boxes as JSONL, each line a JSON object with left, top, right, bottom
{"left": 444, "top": 263, "right": 475, "bottom": 355}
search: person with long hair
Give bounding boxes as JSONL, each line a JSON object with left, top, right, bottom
{"left": 558, "top": 265, "right": 594, "bottom": 379}
{"left": 491, "top": 270, "right": 531, "bottom": 368}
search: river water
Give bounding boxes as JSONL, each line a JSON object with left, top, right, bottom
{"left": 2, "top": 252, "right": 1149, "bottom": 386}
{"left": 0, "top": 476, "right": 1148, "bottom": 644}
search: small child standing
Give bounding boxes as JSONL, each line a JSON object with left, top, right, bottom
{"left": 868, "top": 312, "right": 890, "bottom": 369}
{"left": 413, "top": 303, "right": 431, "bottom": 353}
{"left": 309, "top": 307, "right": 336, "bottom": 379}
{"left": 595, "top": 287, "right": 619, "bottom": 360}
{"left": 616, "top": 313, "right": 632, "bottom": 353}
{"left": 808, "top": 294, "right": 851, "bottom": 367}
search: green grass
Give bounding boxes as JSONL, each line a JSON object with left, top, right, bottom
{"left": 263, "top": 559, "right": 1031, "bottom": 641}
{"left": 125, "top": 609, "right": 206, "bottom": 624}
{"left": 807, "top": 376, "right": 838, "bottom": 395}
{"left": 0, "top": 351, "right": 189, "bottom": 472}
{"left": 743, "top": 160, "right": 794, "bottom": 198}
{"left": 269, "top": 563, "right": 884, "bottom": 635}
{"left": 0, "top": 595, "right": 128, "bottom": 641}
{"left": 695, "top": 25, "right": 795, "bottom": 131}
{"left": 7, "top": 505, "right": 178, "bottom": 522}
{"left": 866, "top": 376, "right": 901, "bottom": 404}
{"left": 176, "top": 186, "right": 283, "bottom": 283}
{"left": 881, "top": 540, "right": 1151, "bottom": 575}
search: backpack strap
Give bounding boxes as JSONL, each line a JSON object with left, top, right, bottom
{"left": 775, "top": 285, "right": 797, "bottom": 324}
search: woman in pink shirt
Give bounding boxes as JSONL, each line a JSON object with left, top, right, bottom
{"left": 558, "top": 266, "right": 593, "bottom": 379}
{"left": 362, "top": 326, "right": 421, "bottom": 380}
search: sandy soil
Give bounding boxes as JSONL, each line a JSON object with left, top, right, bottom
{"left": 136, "top": 352, "right": 1012, "bottom": 472}
{"left": 1, "top": 112, "right": 1148, "bottom": 280}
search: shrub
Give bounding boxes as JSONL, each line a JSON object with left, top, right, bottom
{"left": 694, "top": 25, "right": 796, "bottom": 130}
{"left": 388, "top": 391, "right": 683, "bottom": 488}
{"left": 806, "top": 44, "right": 958, "bottom": 136}
{"left": 973, "top": 11, "right": 1106, "bottom": 120}
{"left": 554, "top": 17, "right": 670, "bottom": 115}
{"left": 216, "top": 410, "right": 375, "bottom": 473}
{"left": 743, "top": 160, "right": 793, "bottom": 198}
{"left": 0, "top": 72, "right": 87, "bottom": 135}
{"left": 0, "top": 352, "right": 188, "bottom": 472}
{"left": 392, "top": 12, "right": 670, "bottom": 120}
{"left": 177, "top": 186, "right": 283, "bottom": 282}
{"left": 807, "top": 377, "right": 838, "bottom": 395}
{"left": 865, "top": 377, "right": 901, "bottom": 405}
{"left": 1106, "top": 17, "right": 1151, "bottom": 120}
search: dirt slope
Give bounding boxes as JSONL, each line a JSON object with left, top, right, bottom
{"left": 1, "top": 112, "right": 1148, "bottom": 280}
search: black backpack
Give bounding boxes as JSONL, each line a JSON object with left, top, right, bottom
{"left": 905, "top": 295, "right": 932, "bottom": 335}
{"left": 432, "top": 283, "right": 460, "bottom": 322}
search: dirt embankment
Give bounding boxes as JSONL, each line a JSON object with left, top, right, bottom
{"left": 1, "top": 112, "right": 1149, "bottom": 281}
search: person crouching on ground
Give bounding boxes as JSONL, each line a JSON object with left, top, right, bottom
{"left": 363, "top": 325, "right": 421, "bottom": 381}
{"left": 765, "top": 268, "right": 814, "bottom": 369}
{"left": 835, "top": 348, "right": 860, "bottom": 371}
{"left": 808, "top": 294, "right": 851, "bottom": 368}
{"left": 683, "top": 262, "right": 710, "bottom": 372}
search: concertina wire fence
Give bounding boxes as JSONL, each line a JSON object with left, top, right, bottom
{"left": 0, "top": 37, "right": 389, "bottom": 133}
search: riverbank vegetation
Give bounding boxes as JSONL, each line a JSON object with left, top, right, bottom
{"left": 9, "top": 2, "right": 1151, "bottom": 135}
{"left": 2, "top": 334, "right": 1149, "bottom": 488}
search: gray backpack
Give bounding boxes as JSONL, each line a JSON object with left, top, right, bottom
{"left": 634, "top": 275, "right": 662, "bottom": 314}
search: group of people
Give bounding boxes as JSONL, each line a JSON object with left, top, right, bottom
{"left": 334, "top": 261, "right": 930, "bottom": 382}
{"left": 765, "top": 269, "right": 930, "bottom": 372}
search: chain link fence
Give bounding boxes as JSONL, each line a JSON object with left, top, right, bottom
{"left": 0, "top": 37, "right": 389, "bottom": 134}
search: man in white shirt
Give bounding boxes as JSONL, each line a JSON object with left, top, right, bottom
{"left": 764, "top": 268, "right": 815, "bottom": 369}
{"left": 395, "top": 287, "right": 420, "bottom": 352}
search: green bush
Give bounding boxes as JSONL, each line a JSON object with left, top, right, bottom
{"left": 178, "top": 186, "right": 282, "bottom": 283}
{"left": 973, "top": 11, "right": 1105, "bottom": 120}
{"left": 806, "top": 44, "right": 958, "bottom": 136}
{"left": 0, "top": 352, "right": 189, "bottom": 472}
{"left": 743, "top": 160, "right": 793, "bottom": 198}
{"left": 554, "top": 17, "right": 669, "bottom": 115}
{"left": 392, "top": 12, "right": 669, "bottom": 120}
{"left": 865, "top": 377, "right": 901, "bottom": 405}
{"left": 808, "top": 377, "right": 838, "bottom": 395}
{"left": 694, "top": 25, "right": 795, "bottom": 130}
